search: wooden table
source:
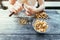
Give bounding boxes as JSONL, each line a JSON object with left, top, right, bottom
{"left": 0, "top": 9, "right": 60, "bottom": 40}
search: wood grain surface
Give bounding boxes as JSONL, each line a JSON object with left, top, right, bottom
{"left": 0, "top": 9, "right": 60, "bottom": 40}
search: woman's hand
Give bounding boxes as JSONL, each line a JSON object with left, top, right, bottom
{"left": 27, "top": 7, "right": 36, "bottom": 14}
{"left": 25, "top": 7, "right": 36, "bottom": 16}
{"left": 24, "top": 4, "right": 36, "bottom": 16}
{"left": 10, "top": 2, "right": 24, "bottom": 14}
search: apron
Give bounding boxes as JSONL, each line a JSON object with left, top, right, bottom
{"left": 17, "top": 0, "right": 39, "bottom": 7}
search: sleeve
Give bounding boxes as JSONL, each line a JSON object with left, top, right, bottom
{"left": 32, "top": 0, "right": 45, "bottom": 12}
{"left": 34, "top": 1, "right": 38, "bottom": 8}
{"left": 9, "top": 1, "right": 22, "bottom": 12}
{"left": 33, "top": 4, "right": 45, "bottom": 12}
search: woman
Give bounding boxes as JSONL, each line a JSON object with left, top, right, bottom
{"left": 9, "top": 0, "right": 45, "bottom": 16}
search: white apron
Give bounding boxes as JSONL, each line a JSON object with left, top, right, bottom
{"left": 17, "top": 0, "right": 38, "bottom": 6}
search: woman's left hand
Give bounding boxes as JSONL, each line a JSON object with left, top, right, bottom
{"left": 24, "top": 4, "right": 36, "bottom": 16}
{"left": 27, "top": 7, "right": 36, "bottom": 14}
{"left": 25, "top": 7, "right": 37, "bottom": 16}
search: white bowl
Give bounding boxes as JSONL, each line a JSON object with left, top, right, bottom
{"left": 32, "top": 19, "right": 50, "bottom": 33}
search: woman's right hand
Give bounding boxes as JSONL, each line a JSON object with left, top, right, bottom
{"left": 10, "top": 5, "right": 23, "bottom": 15}
{"left": 9, "top": 6, "right": 23, "bottom": 17}
{"left": 9, "top": 2, "right": 24, "bottom": 17}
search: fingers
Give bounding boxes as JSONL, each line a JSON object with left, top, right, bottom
{"left": 24, "top": 5, "right": 35, "bottom": 14}
{"left": 9, "top": 2, "right": 24, "bottom": 16}
{"left": 11, "top": 8, "right": 17, "bottom": 14}
{"left": 24, "top": 5, "right": 31, "bottom": 16}
{"left": 9, "top": 8, "right": 17, "bottom": 17}
{"left": 13, "top": 2, "right": 23, "bottom": 13}
{"left": 17, "top": 6, "right": 23, "bottom": 12}
{"left": 25, "top": 11, "right": 32, "bottom": 16}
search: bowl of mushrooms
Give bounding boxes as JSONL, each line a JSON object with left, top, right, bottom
{"left": 32, "top": 19, "right": 48, "bottom": 33}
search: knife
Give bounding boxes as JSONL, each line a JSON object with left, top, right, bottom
{"left": 9, "top": 12, "right": 15, "bottom": 17}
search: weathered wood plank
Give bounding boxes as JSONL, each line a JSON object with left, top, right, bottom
{"left": 0, "top": 35, "right": 60, "bottom": 40}
{"left": 0, "top": 10, "right": 60, "bottom": 35}
{"left": 0, "top": 8, "right": 60, "bottom": 40}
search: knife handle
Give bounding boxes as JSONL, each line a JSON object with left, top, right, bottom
{"left": 9, "top": 12, "right": 14, "bottom": 17}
